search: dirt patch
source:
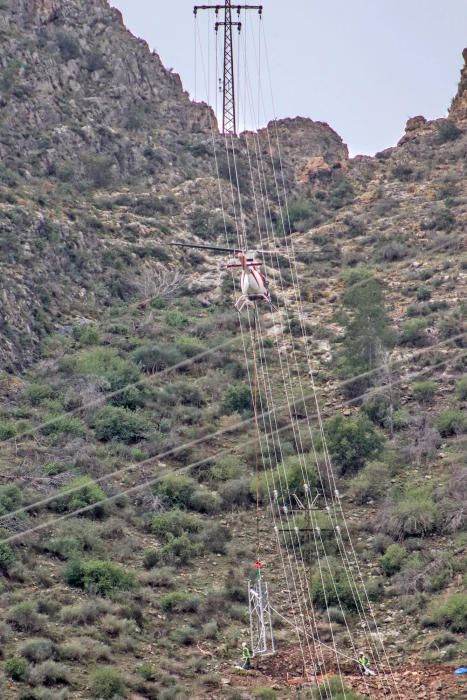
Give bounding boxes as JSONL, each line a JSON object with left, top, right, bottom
{"left": 221, "top": 649, "right": 465, "bottom": 699}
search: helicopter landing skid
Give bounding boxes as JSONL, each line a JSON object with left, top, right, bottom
{"left": 235, "top": 294, "right": 272, "bottom": 312}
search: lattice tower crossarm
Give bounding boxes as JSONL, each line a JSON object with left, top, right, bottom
{"left": 248, "top": 575, "right": 275, "bottom": 656}
{"left": 194, "top": 2, "right": 263, "bottom": 135}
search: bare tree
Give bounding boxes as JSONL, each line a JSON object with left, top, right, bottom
{"left": 402, "top": 413, "right": 441, "bottom": 466}
{"left": 438, "top": 466, "right": 467, "bottom": 533}
{"left": 136, "top": 266, "right": 184, "bottom": 305}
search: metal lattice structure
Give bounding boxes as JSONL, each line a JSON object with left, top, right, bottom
{"left": 248, "top": 575, "right": 275, "bottom": 656}
{"left": 194, "top": 2, "right": 263, "bottom": 135}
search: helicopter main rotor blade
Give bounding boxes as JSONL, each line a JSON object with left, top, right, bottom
{"left": 168, "top": 241, "right": 242, "bottom": 254}
{"left": 169, "top": 241, "right": 287, "bottom": 256}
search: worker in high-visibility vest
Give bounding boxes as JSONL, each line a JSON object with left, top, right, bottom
{"left": 241, "top": 642, "right": 252, "bottom": 670}
{"left": 358, "top": 652, "right": 371, "bottom": 675}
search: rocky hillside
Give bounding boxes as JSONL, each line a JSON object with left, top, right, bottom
{"left": 0, "top": 0, "right": 347, "bottom": 370}
{"left": 0, "top": 1, "right": 466, "bottom": 699}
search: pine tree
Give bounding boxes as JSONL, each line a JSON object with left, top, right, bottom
{"left": 338, "top": 269, "right": 395, "bottom": 398}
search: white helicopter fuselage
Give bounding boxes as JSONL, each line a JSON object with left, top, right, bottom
{"left": 241, "top": 265, "right": 268, "bottom": 297}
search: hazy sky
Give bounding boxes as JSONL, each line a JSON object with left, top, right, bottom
{"left": 111, "top": 1, "right": 466, "bottom": 155}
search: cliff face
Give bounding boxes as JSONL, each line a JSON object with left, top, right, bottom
{"left": 0, "top": 0, "right": 212, "bottom": 182}
{"left": 449, "top": 47, "right": 467, "bottom": 124}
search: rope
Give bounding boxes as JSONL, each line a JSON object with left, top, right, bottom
{"left": 251, "top": 316, "right": 261, "bottom": 558}
{"left": 194, "top": 20, "right": 309, "bottom": 666}
{"left": 239, "top": 53, "right": 376, "bottom": 696}
{"left": 236, "top": 39, "right": 350, "bottom": 692}
{"left": 256, "top": 21, "right": 403, "bottom": 696}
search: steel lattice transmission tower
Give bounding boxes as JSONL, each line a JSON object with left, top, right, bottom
{"left": 194, "top": 2, "right": 263, "bottom": 135}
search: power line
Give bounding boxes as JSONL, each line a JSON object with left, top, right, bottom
{"left": 1, "top": 344, "right": 463, "bottom": 541}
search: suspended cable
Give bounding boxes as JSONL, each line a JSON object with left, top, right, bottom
{"left": 253, "top": 20, "right": 404, "bottom": 695}
{"left": 2, "top": 343, "right": 462, "bottom": 528}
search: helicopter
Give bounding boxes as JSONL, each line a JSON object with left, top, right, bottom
{"left": 169, "top": 241, "right": 278, "bottom": 311}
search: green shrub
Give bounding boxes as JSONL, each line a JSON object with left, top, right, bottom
{"left": 252, "top": 688, "right": 278, "bottom": 700}
{"left": 422, "top": 208, "right": 455, "bottom": 232}
{"left": 202, "top": 621, "right": 219, "bottom": 639}
{"left": 200, "top": 523, "right": 232, "bottom": 554}
{"left": 164, "top": 309, "right": 188, "bottom": 327}
{"left": 90, "top": 667, "right": 125, "bottom": 699}
{"left": 52, "top": 476, "right": 106, "bottom": 516}
{"left": 45, "top": 519, "right": 101, "bottom": 560}
{"left": 400, "top": 318, "right": 429, "bottom": 347}
{"left": 154, "top": 475, "right": 220, "bottom": 514}
{"left": 361, "top": 392, "right": 396, "bottom": 427}
{"left": 348, "top": 461, "right": 389, "bottom": 504}
{"left": 392, "top": 408, "right": 410, "bottom": 431}
{"left": 175, "top": 335, "right": 206, "bottom": 358}
{"left": 0, "top": 483, "right": 22, "bottom": 515}
{"left": 456, "top": 376, "right": 467, "bottom": 400}
{"left": 160, "top": 591, "right": 200, "bottom": 613}
{"left": 125, "top": 103, "right": 150, "bottom": 130}
{"left": 222, "top": 383, "right": 253, "bottom": 413}
{"left": 151, "top": 510, "right": 202, "bottom": 541}
{"left": 41, "top": 415, "right": 86, "bottom": 438}
{"left": 391, "top": 163, "right": 414, "bottom": 181}
{"left": 257, "top": 453, "right": 318, "bottom": 504}
{"left": 132, "top": 343, "right": 183, "bottom": 372}
{"left": 219, "top": 477, "right": 252, "bottom": 508}
{"left": 208, "top": 455, "right": 244, "bottom": 482}
{"left": 382, "top": 486, "right": 439, "bottom": 538}
{"left": 86, "top": 48, "right": 106, "bottom": 72}
{"left": 19, "top": 638, "right": 57, "bottom": 663}
{"left": 93, "top": 406, "right": 149, "bottom": 443}
{"left": 311, "top": 562, "right": 360, "bottom": 611}
{"left": 64, "top": 559, "right": 135, "bottom": 597}
{"left": 280, "top": 509, "right": 338, "bottom": 562}
{"left": 188, "top": 488, "right": 222, "bottom": 514}
{"left": 427, "top": 593, "right": 466, "bottom": 633}
{"left": 60, "top": 600, "right": 110, "bottom": 625}
{"left": 416, "top": 285, "right": 431, "bottom": 301}
{"left": 436, "top": 409, "right": 467, "bottom": 437}
{"left": 154, "top": 474, "right": 197, "bottom": 507}
{"left": 25, "top": 383, "right": 56, "bottom": 405}
{"left": 329, "top": 180, "right": 355, "bottom": 209}
{"left": 0, "top": 420, "right": 16, "bottom": 440}
{"left": 143, "top": 548, "right": 159, "bottom": 569}
{"left": 312, "top": 676, "right": 365, "bottom": 699}
{"left": 72, "top": 324, "right": 100, "bottom": 345}
{"left": 380, "top": 543, "right": 407, "bottom": 576}
{"left": 159, "top": 534, "right": 201, "bottom": 565}
{"left": 171, "top": 624, "right": 197, "bottom": 645}
{"left": 436, "top": 119, "right": 462, "bottom": 143}
{"left": 439, "top": 312, "right": 464, "bottom": 341}
{"left": 84, "top": 155, "right": 115, "bottom": 189}
{"left": 5, "top": 656, "right": 28, "bottom": 681}
{"left": 57, "top": 31, "right": 80, "bottom": 61}
{"left": 0, "top": 541, "right": 17, "bottom": 572}
{"left": 7, "top": 601, "right": 45, "bottom": 632}
{"left": 325, "top": 414, "right": 384, "bottom": 475}
{"left": 412, "top": 380, "right": 437, "bottom": 404}
{"left": 284, "top": 198, "right": 321, "bottom": 231}
{"left": 137, "top": 662, "right": 158, "bottom": 681}
{"left": 71, "top": 347, "right": 140, "bottom": 394}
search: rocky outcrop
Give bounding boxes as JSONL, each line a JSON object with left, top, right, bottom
{"left": 247, "top": 117, "right": 349, "bottom": 185}
{"left": 398, "top": 115, "right": 428, "bottom": 145}
{"left": 449, "top": 47, "right": 467, "bottom": 123}
{"left": 0, "top": 0, "right": 213, "bottom": 181}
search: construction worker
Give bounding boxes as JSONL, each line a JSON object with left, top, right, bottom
{"left": 358, "top": 651, "right": 371, "bottom": 675}
{"left": 241, "top": 642, "right": 252, "bottom": 670}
